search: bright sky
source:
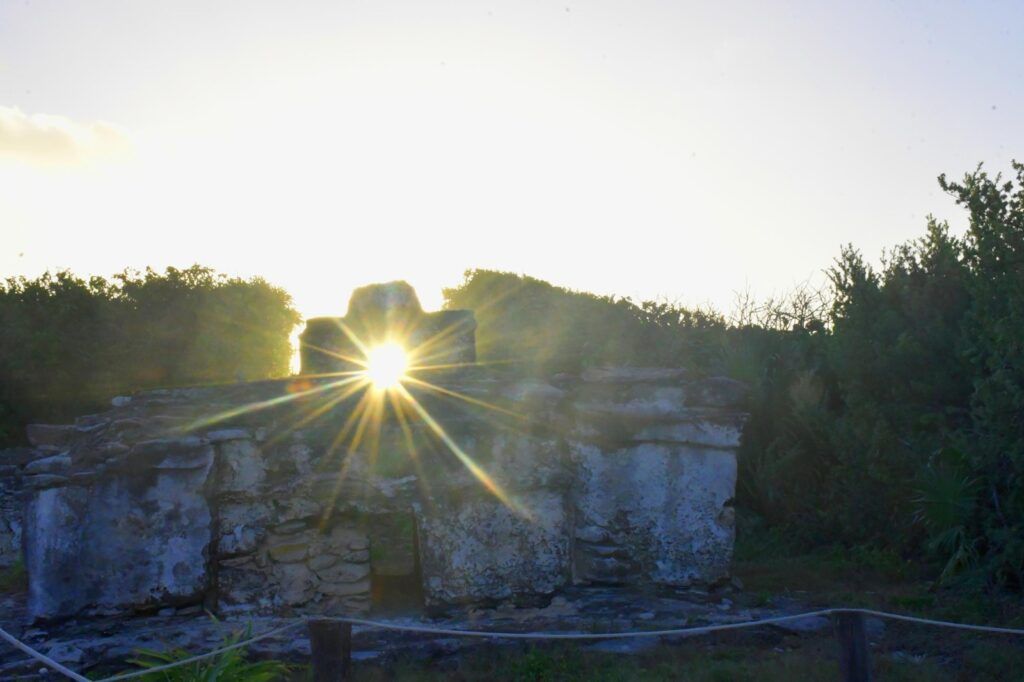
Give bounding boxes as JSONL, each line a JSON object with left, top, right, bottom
{"left": 1, "top": 1, "right": 1021, "bottom": 317}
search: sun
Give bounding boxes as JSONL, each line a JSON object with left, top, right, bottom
{"left": 364, "top": 342, "right": 409, "bottom": 391}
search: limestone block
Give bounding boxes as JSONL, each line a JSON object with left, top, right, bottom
{"left": 501, "top": 381, "right": 566, "bottom": 412}
{"left": 308, "top": 554, "right": 339, "bottom": 571}
{"left": 130, "top": 437, "right": 210, "bottom": 468}
{"left": 272, "top": 519, "right": 309, "bottom": 535}
{"left": 153, "top": 447, "right": 214, "bottom": 470}
{"left": 288, "top": 443, "right": 314, "bottom": 475}
{"left": 573, "top": 384, "right": 688, "bottom": 420}
{"left": 415, "top": 491, "right": 571, "bottom": 605}
{"left": 684, "top": 377, "right": 748, "bottom": 408}
{"left": 220, "top": 525, "right": 262, "bottom": 558}
{"left": 218, "top": 556, "right": 270, "bottom": 613}
{"left": 341, "top": 595, "right": 370, "bottom": 613}
{"left": 24, "top": 450, "right": 214, "bottom": 620}
{"left": 22, "top": 474, "right": 70, "bottom": 490}
{"left": 328, "top": 525, "right": 370, "bottom": 552}
{"left": 570, "top": 442, "right": 736, "bottom": 587}
{"left": 267, "top": 534, "right": 312, "bottom": 563}
{"left": 347, "top": 279, "right": 422, "bottom": 318}
{"left": 75, "top": 441, "right": 129, "bottom": 466}
{"left": 631, "top": 410, "right": 747, "bottom": 448}
{"left": 218, "top": 502, "right": 270, "bottom": 557}
{"left": 315, "top": 561, "right": 370, "bottom": 584}
{"left": 206, "top": 428, "right": 252, "bottom": 443}
{"left": 317, "top": 578, "right": 371, "bottom": 597}
{"left": 580, "top": 367, "right": 691, "bottom": 384}
{"left": 309, "top": 470, "right": 374, "bottom": 512}
{"left": 371, "top": 473, "right": 419, "bottom": 505}
{"left": 441, "top": 434, "right": 569, "bottom": 494}
{"left": 24, "top": 453, "right": 71, "bottom": 475}
{"left": 572, "top": 373, "right": 748, "bottom": 422}
{"left": 341, "top": 548, "right": 370, "bottom": 562}
{"left": 25, "top": 424, "right": 77, "bottom": 449}
{"left": 273, "top": 562, "right": 316, "bottom": 606}
{"left": 311, "top": 592, "right": 370, "bottom": 615}
{"left": 218, "top": 439, "right": 265, "bottom": 493}
{"left": 273, "top": 496, "right": 321, "bottom": 523}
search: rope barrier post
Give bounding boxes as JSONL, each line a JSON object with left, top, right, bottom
{"left": 834, "top": 610, "right": 872, "bottom": 682}
{"left": 308, "top": 618, "right": 352, "bottom": 682}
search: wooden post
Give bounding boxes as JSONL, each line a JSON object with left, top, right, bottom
{"left": 308, "top": 619, "right": 352, "bottom": 682}
{"left": 834, "top": 610, "right": 872, "bottom": 682}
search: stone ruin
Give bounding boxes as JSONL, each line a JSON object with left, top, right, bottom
{"left": 300, "top": 280, "right": 477, "bottom": 375}
{"left": 0, "top": 282, "right": 747, "bottom": 626}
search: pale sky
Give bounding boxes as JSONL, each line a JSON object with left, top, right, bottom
{"left": 1, "top": 1, "right": 1021, "bottom": 317}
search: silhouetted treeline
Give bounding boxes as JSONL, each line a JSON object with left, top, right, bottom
{"left": 0, "top": 265, "right": 300, "bottom": 444}
{"left": 443, "top": 272, "right": 728, "bottom": 374}
{"left": 445, "top": 162, "right": 1024, "bottom": 591}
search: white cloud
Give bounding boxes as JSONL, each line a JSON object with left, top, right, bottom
{"left": 0, "top": 106, "right": 132, "bottom": 165}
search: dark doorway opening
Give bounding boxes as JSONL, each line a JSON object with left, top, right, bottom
{"left": 368, "top": 512, "right": 424, "bottom": 614}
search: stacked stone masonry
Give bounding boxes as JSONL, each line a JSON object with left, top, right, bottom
{"left": 0, "top": 367, "right": 747, "bottom": 623}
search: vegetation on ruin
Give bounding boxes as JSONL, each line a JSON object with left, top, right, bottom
{"left": 127, "top": 621, "right": 291, "bottom": 682}
{"left": 446, "top": 161, "right": 1024, "bottom": 594}
{"left": 0, "top": 559, "right": 25, "bottom": 594}
{"left": 4, "top": 161, "right": 1024, "bottom": 601}
{"left": 0, "top": 265, "right": 300, "bottom": 445}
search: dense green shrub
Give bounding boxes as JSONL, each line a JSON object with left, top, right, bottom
{"left": 4, "top": 162, "right": 1021, "bottom": 589}
{"left": 0, "top": 265, "right": 300, "bottom": 446}
{"left": 442, "top": 161, "right": 1024, "bottom": 588}
{"left": 442, "top": 270, "right": 727, "bottom": 375}
{"left": 940, "top": 162, "right": 1024, "bottom": 587}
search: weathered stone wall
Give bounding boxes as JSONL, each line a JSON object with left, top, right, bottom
{"left": 300, "top": 281, "right": 476, "bottom": 375}
{"left": 0, "top": 366, "right": 746, "bottom": 623}
{"left": 0, "top": 279, "right": 746, "bottom": 623}
{"left": 0, "top": 449, "right": 30, "bottom": 568}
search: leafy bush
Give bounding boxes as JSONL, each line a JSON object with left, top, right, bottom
{"left": 443, "top": 270, "right": 727, "bottom": 375}
{"left": 0, "top": 265, "right": 300, "bottom": 446}
{"left": 444, "top": 161, "right": 1024, "bottom": 590}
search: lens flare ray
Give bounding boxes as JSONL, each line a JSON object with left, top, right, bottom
{"left": 179, "top": 375, "right": 364, "bottom": 434}
{"left": 188, "top": 323, "right": 533, "bottom": 523}
{"left": 402, "top": 375, "right": 523, "bottom": 420}
{"left": 397, "top": 384, "right": 530, "bottom": 519}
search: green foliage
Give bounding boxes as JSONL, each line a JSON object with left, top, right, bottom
{"left": 359, "top": 640, "right": 954, "bottom": 681}
{"left": 442, "top": 161, "right": 1024, "bottom": 591}
{"left": 0, "top": 265, "right": 300, "bottom": 446}
{"left": 0, "top": 560, "right": 26, "bottom": 594}
{"left": 4, "top": 161, "right": 1022, "bottom": 593}
{"left": 940, "top": 162, "right": 1024, "bottom": 588}
{"left": 443, "top": 270, "right": 726, "bottom": 375}
{"left": 731, "top": 175, "right": 1024, "bottom": 584}
{"left": 127, "top": 623, "right": 289, "bottom": 681}
{"left": 506, "top": 647, "right": 584, "bottom": 680}
{"left": 913, "top": 448, "right": 980, "bottom": 583}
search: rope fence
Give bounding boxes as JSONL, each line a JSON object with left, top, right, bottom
{"left": 4, "top": 607, "right": 1024, "bottom": 682}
